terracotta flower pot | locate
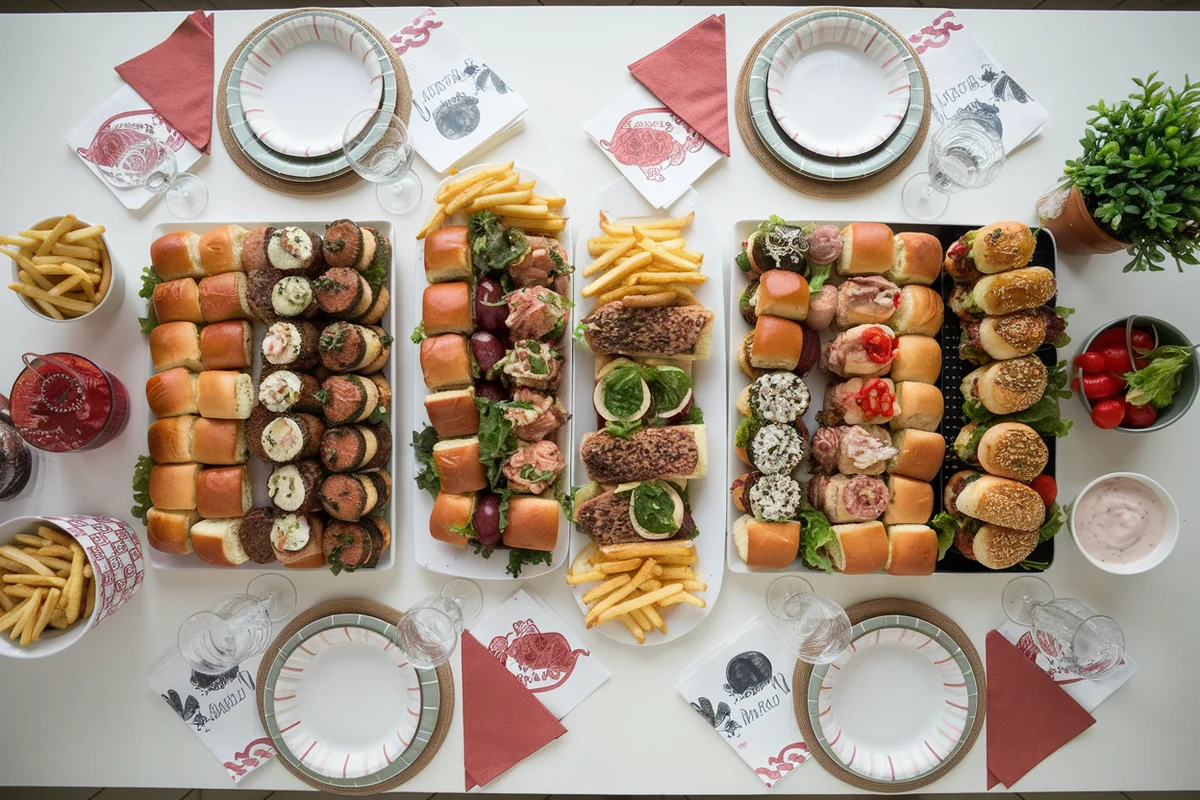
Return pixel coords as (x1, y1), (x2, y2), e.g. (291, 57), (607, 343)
(1038, 183), (1130, 255)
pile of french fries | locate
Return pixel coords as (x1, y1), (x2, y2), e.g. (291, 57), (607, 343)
(0, 526), (95, 646)
(1, 214), (111, 320)
(581, 211), (706, 309)
(417, 161), (567, 239)
(567, 540), (706, 644)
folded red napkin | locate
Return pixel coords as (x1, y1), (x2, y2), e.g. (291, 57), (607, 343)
(463, 631), (566, 790)
(115, 10), (215, 153)
(986, 630), (1095, 789)
(628, 13), (729, 156)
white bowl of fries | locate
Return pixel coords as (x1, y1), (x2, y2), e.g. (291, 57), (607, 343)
(0, 516), (111, 657)
(2, 215), (121, 322)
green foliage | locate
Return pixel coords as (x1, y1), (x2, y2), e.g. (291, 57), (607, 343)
(1064, 73), (1200, 272)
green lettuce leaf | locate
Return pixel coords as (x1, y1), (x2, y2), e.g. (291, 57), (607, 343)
(807, 262), (832, 293)
(507, 547), (552, 578)
(797, 499), (835, 573)
(137, 267), (161, 334)
(475, 397), (519, 487)
(930, 512), (960, 561)
(468, 210), (529, 275)
(411, 426), (441, 498)
(131, 454), (156, 525)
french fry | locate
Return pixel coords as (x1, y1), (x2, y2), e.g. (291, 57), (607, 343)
(7, 283), (94, 313)
(618, 612), (646, 644)
(84, 578), (95, 618)
(61, 224), (105, 243)
(435, 161), (514, 202)
(536, 196), (566, 210)
(679, 248), (704, 263)
(34, 215), (75, 257)
(596, 283), (669, 308)
(13, 534), (51, 548)
(490, 203), (549, 219)
(0, 592), (12, 612)
(512, 180), (537, 192)
(621, 291), (676, 308)
(582, 251), (652, 298)
(31, 254), (100, 272)
(639, 579), (663, 593)
(0, 545), (54, 575)
(28, 587), (59, 643)
(600, 222), (677, 240)
(0, 556), (29, 573)
(469, 189), (533, 210)
(50, 242), (99, 260)
(582, 240), (636, 278)
(32, 556), (71, 572)
(642, 602), (667, 634)
(445, 174), (518, 214)
(2, 574), (67, 588)
(585, 558), (657, 628)
(600, 541), (695, 559)
(64, 544), (84, 623)
(597, 584), (683, 624)
(0, 247), (39, 274)
(48, 609), (69, 630)
(663, 579), (708, 592)
(580, 574), (630, 605)
(607, 211), (693, 230)
(502, 216), (565, 233)
(415, 208), (447, 241)
(75, 237), (103, 251)
(4, 586), (36, 598)
(566, 569), (606, 585)
(630, 271), (707, 286)
(0, 235), (37, 248)
(658, 590), (707, 609)
(667, 285), (701, 306)
(48, 274), (84, 297)
(658, 567), (695, 581)
(569, 541), (598, 574)
(629, 605), (654, 632)
(0, 598), (29, 633)
(39, 527), (75, 547)
(597, 558), (643, 573)
(647, 245), (702, 272)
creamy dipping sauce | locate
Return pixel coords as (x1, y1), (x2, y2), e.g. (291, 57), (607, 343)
(1074, 476), (1166, 565)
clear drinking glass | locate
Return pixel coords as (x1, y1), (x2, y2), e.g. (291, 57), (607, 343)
(394, 606), (459, 669)
(902, 112), (1005, 221)
(177, 574), (297, 675)
(1000, 577), (1125, 680)
(766, 575), (852, 665)
(96, 139), (207, 218)
(343, 110), (423, 215)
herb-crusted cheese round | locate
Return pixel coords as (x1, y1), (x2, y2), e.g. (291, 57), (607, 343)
(749, 423), (805, 475)
(750, 372), (810, 424)
(749, 473), (803, 522)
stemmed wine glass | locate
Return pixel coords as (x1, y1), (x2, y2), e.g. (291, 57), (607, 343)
(343, 109), (423, 215)
(1002, 576), (1125, 680)
(96, 138), (208, 218)
(766, 576), (852, 665)
(395, 579), (483, 669)
(177, 574), (297, 675)
(902, 112), (1005, 221)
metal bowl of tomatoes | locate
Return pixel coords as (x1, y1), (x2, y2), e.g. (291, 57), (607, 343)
(1074, 315), (1199, 433)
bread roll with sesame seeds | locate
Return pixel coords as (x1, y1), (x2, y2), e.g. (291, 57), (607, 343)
(977, 422), (1049, 483)
(955, 476), (1046, 531)
(973, 524), (1040, 569)
(961, 355), (1048, 415)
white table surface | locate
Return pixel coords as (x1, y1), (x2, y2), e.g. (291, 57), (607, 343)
(0, 5), (1198, 794)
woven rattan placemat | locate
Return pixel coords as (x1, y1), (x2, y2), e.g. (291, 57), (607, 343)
(256, 598), (454, 795)
(217, 8), (412, 195)
(735, 8), (931, 199)
(791, 598), (986, 792)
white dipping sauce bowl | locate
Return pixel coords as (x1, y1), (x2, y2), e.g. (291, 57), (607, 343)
(1069, 472), (1179, 575)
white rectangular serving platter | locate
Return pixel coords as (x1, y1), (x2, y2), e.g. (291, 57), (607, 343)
(569, 181), (726, 645)
(410, 165), (572, 580)
(146, 220), (397, 571)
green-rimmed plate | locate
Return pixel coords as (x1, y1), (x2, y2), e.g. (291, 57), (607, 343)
(261, 613), (442, 789)
(805, 614), (979, 784)
(224, 9), (397, 181)
(749, 9), (924, 181)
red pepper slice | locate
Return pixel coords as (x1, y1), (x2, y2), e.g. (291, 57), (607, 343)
(856, 378), (896, 419)
(861, 327), (896, 364)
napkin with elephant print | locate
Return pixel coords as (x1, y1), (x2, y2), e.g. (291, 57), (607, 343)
(389, 7), (527, 173)
(147, 648), (276, 783)
(676, 618), (810, 788)
(585, 82), (722, 209)
(468, 588), (608, 720)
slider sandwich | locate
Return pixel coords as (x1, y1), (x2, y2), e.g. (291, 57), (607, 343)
(940, 470), (1044, 570)
(943, 221), (1036, 283)
(958, 308), (1071, 366)
(580, 301), (714, 360)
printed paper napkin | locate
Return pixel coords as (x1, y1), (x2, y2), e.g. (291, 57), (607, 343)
(66, 84), (204, 211)
(676, 618), (809, 788)
(389, 7), (528, 173)
(908, 10), (1049, 153)
(469, 588), (608, 720)
(147, 649), (275, 783)
(585, 82), (722, 210)
(996, 620), (1137, 713)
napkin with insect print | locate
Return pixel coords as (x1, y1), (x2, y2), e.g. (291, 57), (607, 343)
(676, 618), (810, 788)
(908, 9), (1049, 154)
(147, 648), (276, 783)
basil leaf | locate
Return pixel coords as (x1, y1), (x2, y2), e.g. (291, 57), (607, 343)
(601, 365), (646, 420)
(1039, 502), (1067, 544)
(631, 482), (677, 534)
(644, 365), (692, 417)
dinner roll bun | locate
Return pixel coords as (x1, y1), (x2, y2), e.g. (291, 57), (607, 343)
(977, 422), (1049, 482)
(424, 388), (480, 438)
(191, 518), (250, 567)
(150, 321), (203, 373)
(151, 231), (204, 280)
(148, 416), (196, 464)
(424, 225), (471, 283)
(963, 355), (1047, 415)
(972, 267), (1057, 316)
(885, 524), (938, 575)
(733, 514), (800, 568)
(888, 335), (942, 384)
(971, 221), (1036, 274)
(198, 272), (252, 322)
(153, 279), (203, 324)
(420, 334), (473, 391)
(754, 270), (810, 321)
(146, 368), (199, 418)
(827, 521), (889, 574)
(502, 496), (560, 552)
(196, 466), (251, 519)
(199, 224), (248, 275)
(887, 429), (946, 481)
(200, 320), (253, 370)
(889, 382), (944, 432)
(422, 281), (473, 336)
(750, 315), (803, 371)
(193, 418), (248, 465)
(888, 286), (944, 337)
(146, 508), (198, 555)
(837, 222), (894, 276)
(881, 475), (935, 525)
(737, 332), (765, 380)
(432, 437), (488, 494)
(886, 231), (942, 285)
(149, 463), (201, 511)
(197, 371), (256, 420)
(430, 492), (474, 547)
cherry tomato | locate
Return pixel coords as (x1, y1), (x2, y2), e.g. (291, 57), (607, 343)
(1090, 399), (1126, 429)
(1070, 377), (1080, 393)
(1029, 475), (1058, 506)
(1089, 326), (1129, 352)
(1122, 401), (1159, 429)
(1099, 345), (1134, 375)
(1130, 328), (1155, 351)
(1081, 372), (1123, 400)
(1073, 352), (1107, 373)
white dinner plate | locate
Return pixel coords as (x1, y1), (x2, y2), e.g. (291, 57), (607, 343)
(410, 164), (572, 580)
(241, 13), (384, 158)
(261, 613), (441, 789)
(766, 13), (911, 159)
(569, 179), (726, 645)
(805, 615), (979, 783)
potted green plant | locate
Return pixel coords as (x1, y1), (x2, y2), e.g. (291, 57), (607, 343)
(1037, 73), (1200, 271)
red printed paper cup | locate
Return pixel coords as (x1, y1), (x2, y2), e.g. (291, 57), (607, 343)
(0, 514), (144, 659)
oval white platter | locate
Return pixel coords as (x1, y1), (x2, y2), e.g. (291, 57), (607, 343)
(569, 180), (726, 645)
(410, 164), (572, 580)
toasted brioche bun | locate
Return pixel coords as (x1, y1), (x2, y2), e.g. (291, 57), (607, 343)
(971, 221), (1035, 274)
(977, 422), (1049, 482)
(430, 492), (474, 547)
(888, 285), (943, 337)
(827, 521), (888, 574)
(502, 496), (560, 552)
(837, 222), (894, 276)
(422, 281), (473, 336)
(432, 437), (488, 494)
(885, 524), (938, 575)
(424, 226), (471, 283)
(420, 333), (473, 391)
(733, 514), (800, 568)
(886, 232), (942, 286)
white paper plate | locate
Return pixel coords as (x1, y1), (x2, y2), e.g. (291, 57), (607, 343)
(766, 13), (911, 159)
(805, 614), (979, 783)
(241, 14), (384, 158)
(145, 220), (397, 572)
(261, 612), (442, 789)
(410, 164), (572, 580)
(568, 180), (726, 645)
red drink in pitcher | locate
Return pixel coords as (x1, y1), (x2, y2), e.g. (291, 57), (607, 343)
(8, 353), (130, 452)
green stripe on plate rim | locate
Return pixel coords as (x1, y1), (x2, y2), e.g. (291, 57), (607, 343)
(225, 9), (397, 181)
(749, 9), (924, 181)
(804, 614), (978, 784)
(262, 612), (442, 789)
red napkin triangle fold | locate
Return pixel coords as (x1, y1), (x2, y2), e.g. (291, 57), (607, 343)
(462, 631), (566, 790)
(986, 631), (1095, 789)
(115, 10), (215, 154)
(628, 13), (730, 156)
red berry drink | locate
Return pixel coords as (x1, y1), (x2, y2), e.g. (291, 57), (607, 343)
(9, 352), (129, 452)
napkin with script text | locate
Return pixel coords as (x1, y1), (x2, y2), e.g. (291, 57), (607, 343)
(389, 7), (528, 173)
(469, 588), (608, 720)
(676, 618), (810, 788)
(147, 649), (276, 783)
(908, 10), (1049, 153)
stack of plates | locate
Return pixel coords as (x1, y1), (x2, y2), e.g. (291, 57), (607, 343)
(747, 9), (926, 182)
(260, 611), (444, 792)
(223, 9), (401, 186)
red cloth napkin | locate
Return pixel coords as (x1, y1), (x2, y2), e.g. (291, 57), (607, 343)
(629, 13), (729, 156)
(115, 10), (215, 154)
(462, 631), (566, 790)
(986, 631), (1095, 789)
